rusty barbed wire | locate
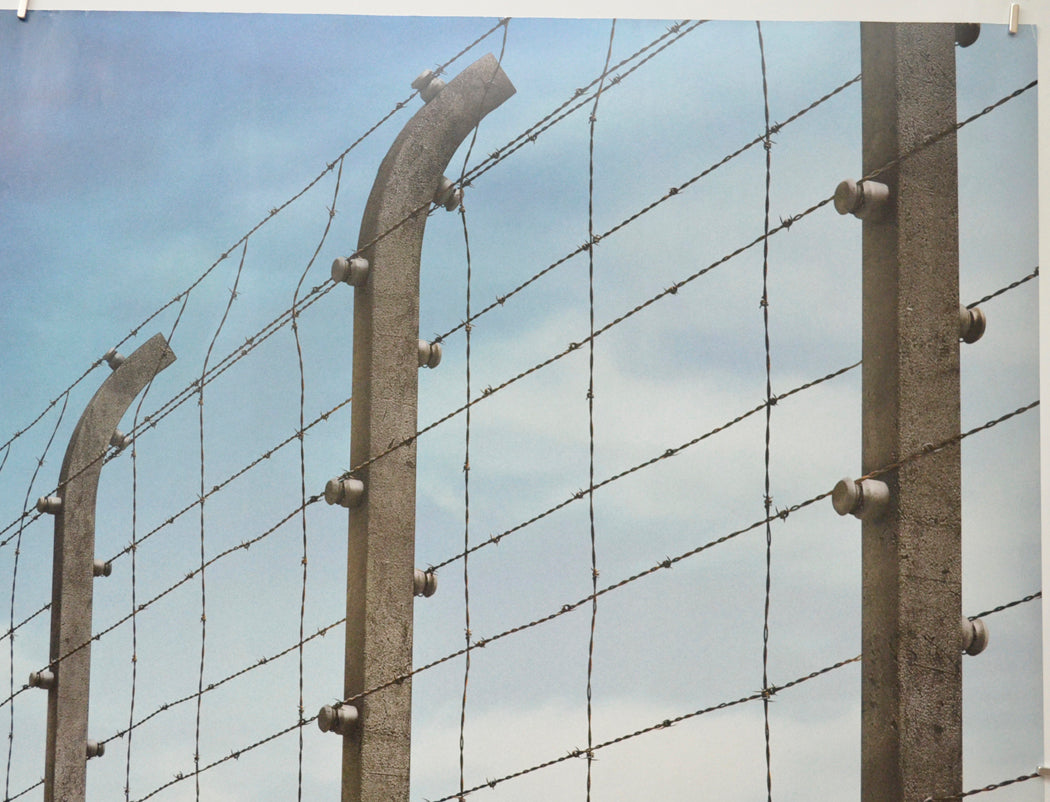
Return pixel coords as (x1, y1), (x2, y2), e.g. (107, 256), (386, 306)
(438, 70), (861, 345)
(103, 617), (344, 747)
(426, 653), (862, 801)
(966, 265), (1038, 309)
(921, 771), (1040, 801)
(2, 777), (42, 802)
(755, 20), (776, 802)
(5, 389), (68, 801)
(338, 77), (1036, 489)
(0, 494), (325, 715)
(428, 360), (860, 573)
(0, 18), (510, 461)
(584, 21), (617, 801)
(969, 591), (1041, 621)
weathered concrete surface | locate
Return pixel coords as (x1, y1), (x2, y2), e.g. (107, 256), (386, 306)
(45, 334), (175, 802)
(860, 22), (962, 802)
(343, 54), (514, 802)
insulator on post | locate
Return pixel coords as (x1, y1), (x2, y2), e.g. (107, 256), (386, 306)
(417, 340), (442, 369)
(834, 179), (890, 220)
(961, 616), (989, 655)
(36, 496), (62, 515)
(28, 669), (55, 690)
(93, 559), (112, 578)
(414, 568), (438, 598)
(110, 429), (132, 451)
(411, 69), (446, 103)
(317, 703), (359, 736)
(331, 256), (370, 287)
(103, 348), (126, 370)
(324, 477), (365, 508)
(832, 477), (890, 521)
(86, 740), (105, 759)
(959, 305), (986, 344)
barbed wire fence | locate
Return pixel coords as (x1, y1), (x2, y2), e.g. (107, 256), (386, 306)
(0, 16), (1040, 802)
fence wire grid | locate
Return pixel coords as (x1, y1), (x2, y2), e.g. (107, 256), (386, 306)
(0, 14), (1040, 802)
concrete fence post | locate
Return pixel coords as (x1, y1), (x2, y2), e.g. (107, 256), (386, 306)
(857, 23), (963, 802)
(34, 333), (175, 802)
(327, 54), (514, 802)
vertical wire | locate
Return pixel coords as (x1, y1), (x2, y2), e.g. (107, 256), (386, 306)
(586, 19), (617, 802)
(5, 392), (68, 800)
(195, 239), (248, 800)
(755, 21), (775, 802)
(291, 155), (345, 801)
(455, 21), (510, 798)
(457, 200), (473, 802)
(125, 292), (191, 800)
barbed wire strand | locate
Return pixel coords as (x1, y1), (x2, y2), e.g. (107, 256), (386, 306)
(125, 289), (192, 801)
(110, 398), (1035, 797)
(453, 24), (512, 800)
(291, 149), (345, 802)
(426, 654), (863, 801)
(429, 359), (860, 574)
(969, 591), (1041, 621)
(4, 390), (68, 800)
(755, 20), (776, 802)
(966, 265), (1038, 309)
(585, 19), (616, 801)
(2, 777), (42, 802)
(0, 17), (510, 461)
(194, 237), (247, 801)
(922, 771), (1041, 801)
(440, 70), (861, 345)
(343, 76), (1035, 490)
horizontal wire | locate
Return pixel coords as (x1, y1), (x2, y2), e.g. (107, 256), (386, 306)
(429, 359), (861, 572)
(439, 71), (861, 344)
(0, 496), (325, 713)
(426, 653), (862, 801)
(2, 777), (42, 802)
(460, 20), (705, 190)
(969, 591), (1041, 621)
(46, 398), (1036, 794)
(129, 717), (311, 802)
(966, 265), (1038, 309)
(0, 395), (352, 649)
(340, 76), (1038, 486)
(0, 19), (509, 460)
(103, 617), (345, 747)
(921, 772), (1041, 802)
(105, 395), (352, 566)
(335, 397), (1036, 710)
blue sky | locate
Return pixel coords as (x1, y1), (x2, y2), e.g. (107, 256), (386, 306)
(0, 12), (1040, 802)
